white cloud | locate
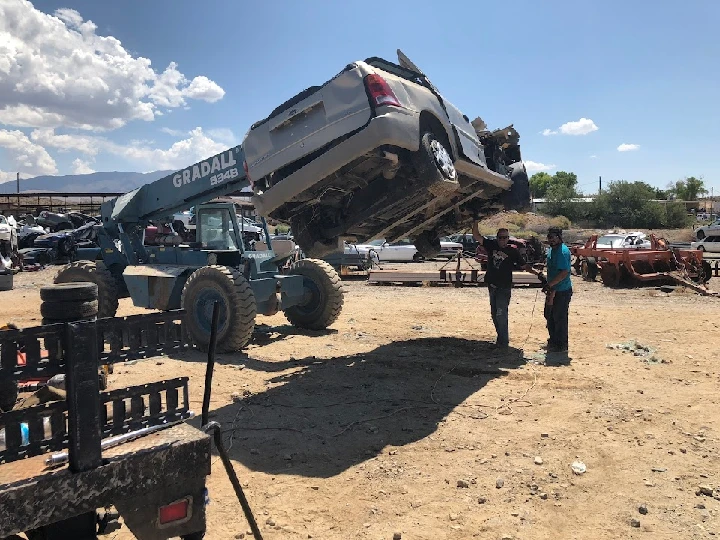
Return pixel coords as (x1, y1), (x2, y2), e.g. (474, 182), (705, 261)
(524, 160), (556, 174)
(0, 129), (58, 179)
(590, 154), (597, 159)
(206, 128), (237, 145)
(541, 129), (558, 136)
(559, 118), (598, 136)
(0, 2), (225, 131)
(160, 127), (188, 137)
(31, 128), (99, 155)
(617, 143), (640, 152)
(184, 76), (224, 103)
(112, 127), (227, 170)
(71, 158), (95, 174)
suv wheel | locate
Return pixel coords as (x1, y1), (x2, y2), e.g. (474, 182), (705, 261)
(413, 132), (459, 196)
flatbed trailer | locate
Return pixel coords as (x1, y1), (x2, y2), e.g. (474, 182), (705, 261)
(0, 312), (210, 540)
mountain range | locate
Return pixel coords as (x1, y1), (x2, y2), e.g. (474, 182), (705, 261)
(0, 170), (175, 194)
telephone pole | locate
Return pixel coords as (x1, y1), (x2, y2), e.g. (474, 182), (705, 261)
(598, 176), (602, 195)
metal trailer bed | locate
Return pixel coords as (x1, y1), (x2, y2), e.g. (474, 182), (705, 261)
(0, 312), (210, 540)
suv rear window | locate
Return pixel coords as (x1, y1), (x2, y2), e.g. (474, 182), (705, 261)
(365, 57), (422, 83)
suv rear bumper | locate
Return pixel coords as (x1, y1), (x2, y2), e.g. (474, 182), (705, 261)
(252, 108), (421, 217)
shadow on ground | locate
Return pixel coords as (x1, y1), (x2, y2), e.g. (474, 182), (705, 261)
(193, 337), (525, 478)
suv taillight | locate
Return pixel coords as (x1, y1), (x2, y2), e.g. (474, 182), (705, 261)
(364, 74), (401, 107)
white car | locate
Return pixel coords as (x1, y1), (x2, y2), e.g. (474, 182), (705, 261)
(691, 235), (720, 253)
(695, 220), (720, 240)
(595, 232), (651, 249)
(351, 238), (462, 262)
(0, 215), (18, 250)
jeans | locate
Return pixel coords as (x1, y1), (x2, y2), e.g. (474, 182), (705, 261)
(544, 290), (572, 349)
(489, 286), (511, 346)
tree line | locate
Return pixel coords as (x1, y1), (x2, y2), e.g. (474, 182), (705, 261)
(529, 172), (708, 229)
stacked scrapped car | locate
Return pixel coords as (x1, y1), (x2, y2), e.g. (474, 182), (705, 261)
(242, 50), (530, 259)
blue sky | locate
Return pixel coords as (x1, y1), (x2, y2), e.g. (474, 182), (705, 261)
(1, 0), (718, 195)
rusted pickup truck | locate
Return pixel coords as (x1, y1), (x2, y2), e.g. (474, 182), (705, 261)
(243, 49), (529, 258)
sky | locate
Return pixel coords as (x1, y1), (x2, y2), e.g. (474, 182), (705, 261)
(0, 0), (719, 195)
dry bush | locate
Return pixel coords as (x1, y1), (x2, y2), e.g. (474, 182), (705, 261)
(550, 216), (572, 230)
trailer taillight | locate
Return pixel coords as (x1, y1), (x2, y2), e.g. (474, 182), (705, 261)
(158, 497), (190, 525)
(364, 74), (400, 107)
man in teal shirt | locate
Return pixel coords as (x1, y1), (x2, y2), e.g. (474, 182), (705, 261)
(543, 227), (572, 352)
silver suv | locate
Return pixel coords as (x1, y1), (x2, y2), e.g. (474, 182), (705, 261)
(243, 50), (529, 258)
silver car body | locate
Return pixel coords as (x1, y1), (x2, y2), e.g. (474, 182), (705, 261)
(242, 50), (527, 257)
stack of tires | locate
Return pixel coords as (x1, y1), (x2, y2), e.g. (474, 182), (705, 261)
(40, 282), (99, 324)
(39, 282), (107, 389)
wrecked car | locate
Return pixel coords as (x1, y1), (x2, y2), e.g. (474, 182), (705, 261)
(0, 215), (18, 252)
(242, 49), (529, 258)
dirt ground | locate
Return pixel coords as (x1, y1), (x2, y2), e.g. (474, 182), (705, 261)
(3, 263), (720, 540)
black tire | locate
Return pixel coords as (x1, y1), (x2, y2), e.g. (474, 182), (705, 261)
(181, 532), (205, 540)
(54, 261), (119, 318)
(40, 282), (98, 302)
(698, 245), (705, 251)
(413, 231), (441, 259)
(501, 162), (531, 211)
(581, 259), (598, 281)
(41, 300), (99, 320)
(284, 259), (344, 330)
(181, 265), (257, 352)
(696, 230), (706, 240)
(701, 261), (712, 283)
(600, 264), (620, 287)
(412, 131), (459, 196)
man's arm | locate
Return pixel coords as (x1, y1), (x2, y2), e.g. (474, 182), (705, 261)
(471, 221), (485, 245)
(545, 269), (569, 290)
(545, 247), (570, 289)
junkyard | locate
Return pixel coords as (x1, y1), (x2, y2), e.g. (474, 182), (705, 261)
(1, 262), (719, 539)
(1, 4), (720, 539)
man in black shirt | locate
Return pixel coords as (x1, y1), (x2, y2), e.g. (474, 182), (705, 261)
(472, 223), (523, 349)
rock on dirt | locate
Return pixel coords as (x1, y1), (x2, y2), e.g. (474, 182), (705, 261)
(697, 485), (714, 497)
(496, 478), (505, 489)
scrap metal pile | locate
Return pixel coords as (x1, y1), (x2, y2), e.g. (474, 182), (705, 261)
(0, 211), (100, 271)
(570, 233), (717, 296)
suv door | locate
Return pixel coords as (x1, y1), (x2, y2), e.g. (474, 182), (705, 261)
(396, 50), (485, 167)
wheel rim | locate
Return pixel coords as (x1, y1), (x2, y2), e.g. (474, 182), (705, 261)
(192, 287), (228, 336)
(296, 277), (323, 316)
(429, 140), (457, 181)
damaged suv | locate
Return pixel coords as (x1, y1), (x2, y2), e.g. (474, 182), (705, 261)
(242, 50), (529, 258)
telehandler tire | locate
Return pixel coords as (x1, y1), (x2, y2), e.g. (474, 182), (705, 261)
(181, 265), (257, 352)
(54, 261), (119, 318)
(284, 259), (344, 330)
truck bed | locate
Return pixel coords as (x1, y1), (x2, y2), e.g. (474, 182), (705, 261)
(0, 422), (210, 538)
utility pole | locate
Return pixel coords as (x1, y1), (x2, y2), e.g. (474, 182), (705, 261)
(16, 172), (20, 216)
(598, 176), (602, 195)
